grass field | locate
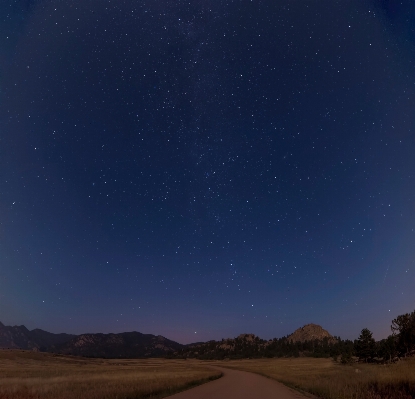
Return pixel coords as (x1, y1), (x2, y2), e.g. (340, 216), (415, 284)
(3, 350), (415, 399)
(217, 357), (415, 399)
(0, 350), (221, 399)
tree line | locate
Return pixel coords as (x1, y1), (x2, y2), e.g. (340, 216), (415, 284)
(173, 309), (415, 363)
(353, 309), (415, 363)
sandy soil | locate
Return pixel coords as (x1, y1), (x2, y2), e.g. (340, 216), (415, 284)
(168, 366), (310, 399)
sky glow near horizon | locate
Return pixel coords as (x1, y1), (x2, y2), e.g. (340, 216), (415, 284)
(0, 0), (415, 344)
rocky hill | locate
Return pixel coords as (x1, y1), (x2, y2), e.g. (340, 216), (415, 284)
(178, 325), (339, 359)
(178, 333), (269, 359)
(287, 323), (338, 344)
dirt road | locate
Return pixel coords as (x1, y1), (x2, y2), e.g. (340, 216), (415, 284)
(168, 367), (309, 399)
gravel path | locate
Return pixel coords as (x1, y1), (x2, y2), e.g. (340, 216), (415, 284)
(168, 366), (310, 399)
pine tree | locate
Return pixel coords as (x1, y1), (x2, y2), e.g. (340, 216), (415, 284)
(391, 310), (415, 357)
(355, 328), (376, 362)
(378, 335), (397, 363)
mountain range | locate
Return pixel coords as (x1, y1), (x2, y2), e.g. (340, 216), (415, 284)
(0, 321), (337, 358)
(0, 321), (75, 351)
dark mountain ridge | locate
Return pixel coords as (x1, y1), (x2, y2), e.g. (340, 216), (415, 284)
(0, 322), (75, 351)
(0, 321), (341, 359)
(0, 322), (183, 358)
(53, 331), (183, 358)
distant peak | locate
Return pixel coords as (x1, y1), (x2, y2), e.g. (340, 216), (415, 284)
(287, 323), (337, 343)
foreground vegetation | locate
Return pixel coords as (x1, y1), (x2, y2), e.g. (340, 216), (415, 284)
(0, 350), (221, 399)
(2, 308), (414, 398)
(2, 350), (414, 399)
(219, 357), (415, 399)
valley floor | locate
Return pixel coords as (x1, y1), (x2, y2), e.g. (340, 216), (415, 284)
(214, 357), (415, 399)
(0, 350), (221, 399)
(2, 350), (415, 399)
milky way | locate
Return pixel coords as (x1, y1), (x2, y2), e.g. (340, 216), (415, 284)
(0, 0), (414, 343)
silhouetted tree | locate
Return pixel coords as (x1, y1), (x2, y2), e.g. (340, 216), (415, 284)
(355, 328), (376, 362)
(378, 335), (398, 363)
(391, 311), (415, 357)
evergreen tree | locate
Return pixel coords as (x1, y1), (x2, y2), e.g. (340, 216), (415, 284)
(391, 310), (415, 357)
(378, 335), (397, 363)
(355, 328), (376, 362)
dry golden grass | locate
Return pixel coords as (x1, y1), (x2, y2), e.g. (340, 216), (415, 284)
(0, 350), (221, 399)
(215, 357), (415, 399)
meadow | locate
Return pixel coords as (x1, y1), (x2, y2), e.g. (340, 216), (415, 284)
(0, 350), (221, 399)
(2, 350), (415, 399)
(217, 357), (415, 399)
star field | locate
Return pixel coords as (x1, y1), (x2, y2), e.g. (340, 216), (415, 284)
(0, 0), (415, 344)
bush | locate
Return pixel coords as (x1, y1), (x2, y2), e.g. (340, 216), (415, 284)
(340, 351), (353, 364)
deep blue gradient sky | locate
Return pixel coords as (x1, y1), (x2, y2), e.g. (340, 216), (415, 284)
(1, 0), (414, 344)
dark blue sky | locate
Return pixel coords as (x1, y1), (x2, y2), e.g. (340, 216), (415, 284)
(1, 0), (414, 344)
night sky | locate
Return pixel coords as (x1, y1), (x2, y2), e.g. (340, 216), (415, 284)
(1, 0), (415, 344)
